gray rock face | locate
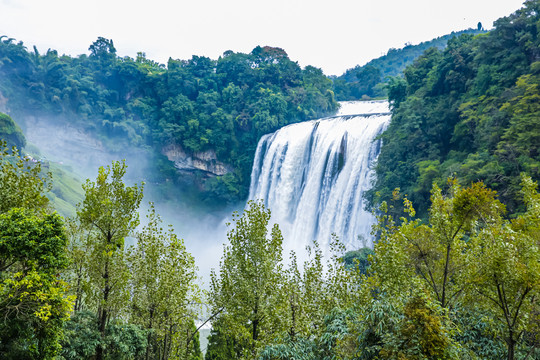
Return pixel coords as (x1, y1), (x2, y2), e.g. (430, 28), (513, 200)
(162, 144), (232, 176)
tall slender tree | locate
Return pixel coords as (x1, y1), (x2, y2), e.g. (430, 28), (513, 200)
(209, 200), (285, 359)
(128, 204), (200, 360)
(76, 160), (143, 360)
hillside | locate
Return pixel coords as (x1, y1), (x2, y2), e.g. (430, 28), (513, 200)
(333, 28), (486, 100)
(0, 40), (338, 208)
(367, 0), (540, 218)
(0, 112), (25, 148)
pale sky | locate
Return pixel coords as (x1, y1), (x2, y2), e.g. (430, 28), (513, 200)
(0, 0), (526, 76)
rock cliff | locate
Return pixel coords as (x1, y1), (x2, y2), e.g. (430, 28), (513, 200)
(162, 145), (233, 177)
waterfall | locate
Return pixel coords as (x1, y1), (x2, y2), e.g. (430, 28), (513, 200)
(248, 100), (390, 256)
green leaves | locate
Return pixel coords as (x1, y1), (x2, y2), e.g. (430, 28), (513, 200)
(77, 160), (143, 249)
(0, 209), (73, 359)
(127, 203), (200, 359)
(0, 141), (51, 214)
(1, 35), (339, 205)
(0, 113), (25, 149)
(369, 178), (540, 359)
(209, 200), (285, 357)
(65, 162), (203, 360)
(74, 160), (143, 358)
(466, 175), (540, 357)
(0, 208), (68, 271)
(0, 142), (73, 359)
(369, 1), (540, 218)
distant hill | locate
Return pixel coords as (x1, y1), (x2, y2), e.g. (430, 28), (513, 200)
(366, 3), (540, 219)
(333, 28), (486, 100)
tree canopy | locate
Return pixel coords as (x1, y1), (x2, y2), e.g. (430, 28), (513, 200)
(368, 0), (540, 218)
(0, 143), (72, 359)
(333, 28), (486, 100)
(0, 38), (338, 206)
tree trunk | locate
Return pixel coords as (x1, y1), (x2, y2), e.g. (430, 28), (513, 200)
(74, 276), (82, 312)
(96, 260), (110, 360)
(185, 325), (191, 360)
(145, 309), (154, 360)
(507, 333), (515, 360)
(441, 244), (451, 308)
(161, 331), (168, 360)
(290, 301), (297, 342)
(252, 299), (259, 343)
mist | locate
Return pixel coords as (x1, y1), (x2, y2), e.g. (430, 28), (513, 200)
(13, 111), (239, 286)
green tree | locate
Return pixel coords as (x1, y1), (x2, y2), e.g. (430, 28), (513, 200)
(259, 307), (356, 360)
(253, 236), (360, 358)
(204, 317), (243, 360)
(368, 178), (540, 359)
(0, 209), (73, 359)
(0, 141), (71, 359)
(371, 180), (505, 309)
(63, 219), (90, 313)
(187, 320), (203, 360)
(88, 37), (117, 68)
(379, 295), (460, 360)
(209, 200), (285, 359)
(61, 310), (148, 360)
(128, 204), (200, 360)
(0, 141), (51, 214)
(342, 248), (374, 275)
(469, 175), (540, 360)
(76, 160), (143, 360)
(499, 73), (540, 163)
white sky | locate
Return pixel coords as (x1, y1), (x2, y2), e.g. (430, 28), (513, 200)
(0, 0), (526, 76)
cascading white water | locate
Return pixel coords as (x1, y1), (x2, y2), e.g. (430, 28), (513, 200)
(249, 100), (390, 256)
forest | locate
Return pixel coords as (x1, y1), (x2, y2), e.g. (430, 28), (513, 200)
(1, 140), (539, 360)
(333, 28), (485, 100)
(367, 0), (540, 220)
(0, 24), (491, 209)
(0, 38), (338, 206)
(1, 0), (540, 359)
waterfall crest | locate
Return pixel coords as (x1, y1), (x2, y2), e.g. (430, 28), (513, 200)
(249, 100), (390, 255)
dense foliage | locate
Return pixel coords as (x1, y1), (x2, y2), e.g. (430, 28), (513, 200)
(208, 202), (359, 359)
(0, 142), (73, 359)
(62, 161), (201, 360)
(0, 112), (25, 148)
(333, 28), (485, 100)
(1, 3), (539, 359)
(204, 177), (540, 360)
(368, 0), (540, 218)
(1, 142), (539, 360)
(0, 38), (338, 205)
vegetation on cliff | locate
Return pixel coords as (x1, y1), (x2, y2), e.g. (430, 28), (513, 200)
(368, 0), (540, 219)
(333, 28), (486, 100)
(0, 39), (338, 205)
(0, 112), (25, 149)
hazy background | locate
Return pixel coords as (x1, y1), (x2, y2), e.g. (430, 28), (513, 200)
(19, 114), (232, 285)
(0, 0), (525, 75)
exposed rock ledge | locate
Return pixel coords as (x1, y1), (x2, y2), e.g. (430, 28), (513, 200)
(162, 145), (233, 176)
